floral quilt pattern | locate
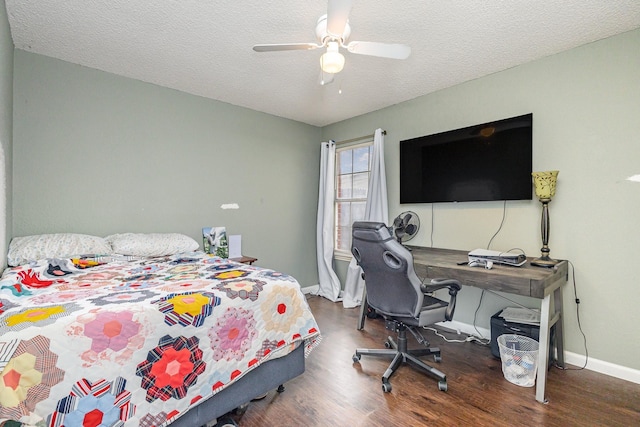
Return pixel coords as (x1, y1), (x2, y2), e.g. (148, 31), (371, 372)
(0, 252), (320, 427)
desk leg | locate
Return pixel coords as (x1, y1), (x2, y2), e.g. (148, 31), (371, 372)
(536, 293), (552, 403)
(554, 286), (565, 368)
(357, 287), (368, 330)
(536, 284), (564, 403)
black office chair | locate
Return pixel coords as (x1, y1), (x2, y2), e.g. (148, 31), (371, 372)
(350, 221), (461, 392)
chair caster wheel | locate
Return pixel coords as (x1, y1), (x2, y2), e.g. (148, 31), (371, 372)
(382, 381), (392, 393)
(384, 341), (392, 349)
(438, 380), (448, 392)
(352, 353), (361, 363)
(434, 354), (442, 363)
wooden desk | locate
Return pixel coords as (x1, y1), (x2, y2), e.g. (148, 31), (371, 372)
(358, 246), (568, 403)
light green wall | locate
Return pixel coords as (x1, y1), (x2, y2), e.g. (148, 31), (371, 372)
(324, 29), (640, 370)
(12, 50), (321, 286)
(0, 0), (13, 269)
(10, 27), (640, 371)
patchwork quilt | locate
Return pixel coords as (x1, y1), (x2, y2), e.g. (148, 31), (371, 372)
(0, 252), (321, 426)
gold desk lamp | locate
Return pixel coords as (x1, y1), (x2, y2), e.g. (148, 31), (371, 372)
(531, 171), (559, 267)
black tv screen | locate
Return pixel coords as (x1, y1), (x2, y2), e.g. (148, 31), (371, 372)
(400, 114), (533, 204)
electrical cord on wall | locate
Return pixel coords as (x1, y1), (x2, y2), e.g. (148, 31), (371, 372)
(430, 203), (435, 248)
(553, 260), (589, 371)
(487, 200), (507, 250)
(470, 289), (491, 345)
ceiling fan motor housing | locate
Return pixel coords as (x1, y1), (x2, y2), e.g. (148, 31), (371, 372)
(316, 14), (351, 45)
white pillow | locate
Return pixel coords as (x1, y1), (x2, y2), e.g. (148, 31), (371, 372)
(105, 233), (199, 257)
(7, 233), (113, 266)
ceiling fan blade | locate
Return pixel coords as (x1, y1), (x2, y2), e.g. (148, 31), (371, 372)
(326, 0), (352, 37)
(253, 43), (321, 52)
(346, 41), (411, 59)
(318, 71), (334, 86)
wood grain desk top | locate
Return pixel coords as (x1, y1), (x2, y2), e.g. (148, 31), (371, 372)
(407, 246), (568, 299)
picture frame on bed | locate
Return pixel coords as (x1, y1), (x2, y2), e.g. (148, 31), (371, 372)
(203, 226), (229, 258)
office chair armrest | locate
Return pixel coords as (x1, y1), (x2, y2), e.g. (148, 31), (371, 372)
(422, 279), (461, 321)
(421, 278), (461, 294)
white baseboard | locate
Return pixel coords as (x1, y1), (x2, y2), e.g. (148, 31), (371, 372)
(302, 285), (319, 295)
(563, 351), (640, 384)
(437, 320), (640, 385)
(302, 285), (345, 303)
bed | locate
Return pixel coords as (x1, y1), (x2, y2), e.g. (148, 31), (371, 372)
(0, 233), (321, 426)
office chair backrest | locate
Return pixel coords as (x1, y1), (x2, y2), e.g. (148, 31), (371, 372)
(351, 221), (424, 319)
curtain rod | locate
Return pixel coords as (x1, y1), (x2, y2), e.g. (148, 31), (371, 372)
(334, 130), (386, 146)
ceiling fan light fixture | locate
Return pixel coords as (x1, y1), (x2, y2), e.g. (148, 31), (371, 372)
(320, 41), (345, 74)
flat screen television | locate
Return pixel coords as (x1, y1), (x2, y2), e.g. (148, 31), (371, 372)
(400, 114), (533, 204)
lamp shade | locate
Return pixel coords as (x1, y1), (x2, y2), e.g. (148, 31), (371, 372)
(532, 171), (559, 200)
(320, 41), (345, 74)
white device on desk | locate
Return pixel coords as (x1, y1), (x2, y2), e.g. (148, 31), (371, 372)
(468, 259), (493, 269)
(468, 249), (527, 267)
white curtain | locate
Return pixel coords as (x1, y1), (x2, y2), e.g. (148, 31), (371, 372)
(342, 128), (389, 308)
(316, 141), (342, 301)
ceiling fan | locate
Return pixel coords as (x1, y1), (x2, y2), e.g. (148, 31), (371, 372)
(252, 0), (411, 85)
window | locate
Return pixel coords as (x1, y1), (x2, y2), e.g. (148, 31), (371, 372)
(335, 142), (373, 258)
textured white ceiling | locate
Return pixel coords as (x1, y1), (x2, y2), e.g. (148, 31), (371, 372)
(5, 1), (640, 127)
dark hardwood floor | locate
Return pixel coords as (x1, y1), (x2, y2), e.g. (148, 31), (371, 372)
(230, 295), (640, 426)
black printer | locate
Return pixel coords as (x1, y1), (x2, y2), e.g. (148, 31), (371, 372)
(490, 309), (555, 362)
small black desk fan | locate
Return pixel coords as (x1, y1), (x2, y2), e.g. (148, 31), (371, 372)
(391, 211), (420, 245)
